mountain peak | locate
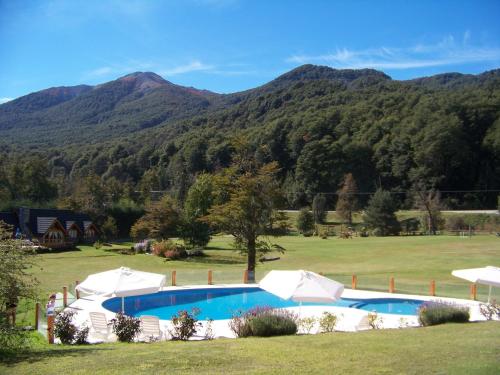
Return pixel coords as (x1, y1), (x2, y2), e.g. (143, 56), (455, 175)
(275, 64), (391, 83)
(117, 71), (170, 91)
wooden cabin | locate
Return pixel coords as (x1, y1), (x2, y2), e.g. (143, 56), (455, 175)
(15, 208), (99, 249)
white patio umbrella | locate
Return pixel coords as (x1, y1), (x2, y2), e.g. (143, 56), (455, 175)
(259, 270), (344, 306)
(452, 266), (500, 303)
(76, 267), (167, 312)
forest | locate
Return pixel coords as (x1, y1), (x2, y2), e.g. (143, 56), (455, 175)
(0, 64), (499, 222)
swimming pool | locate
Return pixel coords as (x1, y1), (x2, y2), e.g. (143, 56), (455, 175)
(102, 287), (424, 320)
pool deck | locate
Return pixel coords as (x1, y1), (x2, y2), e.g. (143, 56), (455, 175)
(66, 284), (491, 343)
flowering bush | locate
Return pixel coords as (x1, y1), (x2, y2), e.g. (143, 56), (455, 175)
(133, 239), (154, 254)
(54, 310), (77, 344)
(479, 301), (500, 321)
(169, 308), (201, 340)
(418, 301), (470, 326)
(54, 310), (89, 345)
(111, 312), (141, 342)
(229, 306), (298, 337)
(152, 240), (187, 260)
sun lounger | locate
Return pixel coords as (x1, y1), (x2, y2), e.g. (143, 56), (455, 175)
(355, 314), (372, 331)
(139, 315), (163, 341)
(89, 312), (112, 341)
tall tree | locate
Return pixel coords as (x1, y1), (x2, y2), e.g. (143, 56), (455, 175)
(363, 189), (400, 236)
(180, 173), (213, 248)
(312, 193), (327, 224)
(130, 195), (181, 240)
(296, 207), (315, 235)
(336, 173), (358, 225)
(203, 151), (283, 282)
(413, 183), (444, 235)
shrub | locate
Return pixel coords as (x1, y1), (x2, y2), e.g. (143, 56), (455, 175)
(479, 301), (500, 321)
(418, 301), (470, 326)
(54, 310), (89, 345)
(169, 309), (201, 340)
(111, 312), (141, 342)
(133, 239), (154, 254)
(93, 241), (102, 249)
(152, 240), (187, 260)
(229, 306), (297, 337)
(74, 325), (89, 345)
(297, 316), (316, 334)
(54, 310), (78, 344)
(204, 319), (215, 340)
(319, 312), (338, 333)
(367, 311), (383, 329)
(297, 207), (314, 235)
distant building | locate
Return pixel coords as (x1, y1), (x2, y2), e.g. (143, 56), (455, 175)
(0, 208), (99, 249)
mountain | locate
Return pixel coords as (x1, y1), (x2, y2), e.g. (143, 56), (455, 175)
(0, 65), (499, 208)
(0, 71), (221, 147)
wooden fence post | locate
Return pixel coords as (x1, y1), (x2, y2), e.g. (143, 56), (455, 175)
(430, 280), (436, 296)
(75, 281), (80, 299)
(208, 270), (213, 285)
(352, 275), (357, 290)
(63, 286), (68, 307)
(35, 302), (40, 330)
(47, 315), (54, 344)
(470, 284), (477, 300)
(389, 277), (395, 293)
(243, 270), (249, 284)
(171, 270), (177, 286)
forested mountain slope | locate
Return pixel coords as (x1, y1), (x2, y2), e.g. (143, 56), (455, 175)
(1, 65), (499, 208)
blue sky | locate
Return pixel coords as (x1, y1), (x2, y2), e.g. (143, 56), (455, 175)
(1, 0), (499, 102)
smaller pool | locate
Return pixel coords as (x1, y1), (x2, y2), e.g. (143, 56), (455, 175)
(102, 287), (425, 320)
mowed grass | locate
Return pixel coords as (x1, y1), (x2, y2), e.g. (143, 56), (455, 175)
(2, 322), (499, 374)
(30, 234), (500, 302)
(6, 234), (500, 374)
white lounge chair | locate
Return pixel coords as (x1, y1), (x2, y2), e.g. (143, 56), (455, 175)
(139, 315), (163, 341)
(89, 312), (113, 341)
(355, 314), (372, 331)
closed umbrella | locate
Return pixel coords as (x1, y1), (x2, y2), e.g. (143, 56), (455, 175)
(259, 270), (344, 308)
(76, 267), (167, 312)
(452, 266), (500, 303)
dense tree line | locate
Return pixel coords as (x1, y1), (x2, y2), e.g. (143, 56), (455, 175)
(1, 65), (499, 213)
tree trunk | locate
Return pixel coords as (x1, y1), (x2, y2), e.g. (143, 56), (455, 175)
(247, 236), (256, 283)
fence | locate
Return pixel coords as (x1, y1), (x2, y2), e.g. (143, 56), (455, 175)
(35, 270), (497, 343)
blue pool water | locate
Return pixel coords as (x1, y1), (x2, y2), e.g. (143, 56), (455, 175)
(102, 287), (424, 320)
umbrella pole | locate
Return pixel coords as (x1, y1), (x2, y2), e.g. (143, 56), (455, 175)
(121, 297), (124, 313)
(488, 285), (492, 303)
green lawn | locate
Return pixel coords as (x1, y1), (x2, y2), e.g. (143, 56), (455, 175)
(6, 234), (500, 374)
(29, 234), (500, 302)
(2, 322), (499, 374)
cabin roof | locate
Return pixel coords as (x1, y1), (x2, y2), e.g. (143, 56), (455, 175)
(22, 208), (93, 235)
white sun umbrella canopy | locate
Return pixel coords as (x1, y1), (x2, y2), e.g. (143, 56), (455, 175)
(259, 270), (344, 303)
(452, 266), (500, 302)
(76, 267), (167, 311)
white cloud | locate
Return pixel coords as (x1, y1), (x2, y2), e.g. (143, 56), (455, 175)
(0, 97), (14, 104)
(160, 61), (215, 76)
(87, 67), (113, 77)
(286, 34), (500, 70)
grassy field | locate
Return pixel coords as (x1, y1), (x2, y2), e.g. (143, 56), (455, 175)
(5, 234), (500, 374)
(1, 322), (499, 374)
(27, 234), (500, 303)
